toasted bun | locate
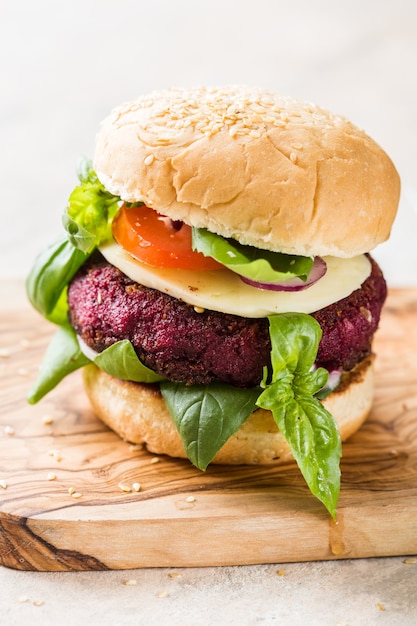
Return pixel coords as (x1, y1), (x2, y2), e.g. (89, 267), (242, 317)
(83, 356), (374, 465)
(94, 86), (399, 258)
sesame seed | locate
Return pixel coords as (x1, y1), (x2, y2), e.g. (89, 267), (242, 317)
(290, 152), (298, 164)
(68, 487), (75, 495)
(168, 572), (182, 579)
(193, 306), (205, 313)
(185, 495), (196, 503)
(132, 482), (141, 492)
(118, 482), (132, 493)
(129, 443), (143, 452)
(71, 492), (83, 499)
(0, 479), (8, 489)
(17, 368), (29, 377)
(0, 349), (10, 358)
(150, 457), (160, 464)
(144, 154), (155, 165)
(47, 472), (57, 481)
(33, 599), (44, 607)
(4, 425), (15, 436)
(123, 579), (137, 586)
(117, 86), (343, 147)
(42, 415), (54, 426)
(157, 590), (168, 598)
(403, 557), (417, 564)
(17, 596), (30, 603)
(48, 449), (62, 462)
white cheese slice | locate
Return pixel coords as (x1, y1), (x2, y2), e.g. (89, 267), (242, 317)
(99, 241), (372, 318)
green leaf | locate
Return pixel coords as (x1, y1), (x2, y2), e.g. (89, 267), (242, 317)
(26, 235), (89, 325)
(257, 314), (341, 517)
(94, 340), (164, 383)
(63, 157), (120, 254)
(27, 324), (90, 404)
(192, 228), (313, 283)
(160, 381), (260, 470)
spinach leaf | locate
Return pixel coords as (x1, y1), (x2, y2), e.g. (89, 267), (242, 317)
(27, 323), (90, 404)
(94, 340), (164, 383)
(257, 314), (341, 517)
(160, 381), (260, 470)
(192, 227), (313, 283)
(26, 235), (89, 324)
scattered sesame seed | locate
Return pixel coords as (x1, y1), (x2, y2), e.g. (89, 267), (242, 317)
(150, 457), (160, 464)
(377, 603), (385, 612)
(289, 152), (297, 164)
(132, 482), (141, 492)
(157, 590), (168, 598)
(118, 482), (132, 493)
(0, 479), (8, 489)
(17, 596), (30, 603)
(68, 487), (75, 495)
(276, 569), (285, 576)
(0, 349), (10, 358)
(168, 572), (182, 579)
(4, 425), (15, 436)
(17, 367), (30, 377)
(185, 495), (196, 503)
(403, 557), (417, 564)
(48, 449), (62, 462)
(47, 472), (57, 481)
(129, 443), (143, 452)
(71, 492), (83, 499)
(123, 579), (137, 586)
(42, 414), (54, 426)
(33, 599), (44, 607)
(193, 306), (205, 313)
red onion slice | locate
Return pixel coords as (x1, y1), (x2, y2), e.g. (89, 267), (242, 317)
(240, 256), (327, 292)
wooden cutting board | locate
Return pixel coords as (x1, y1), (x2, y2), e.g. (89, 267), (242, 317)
(0, 282), (416, 571)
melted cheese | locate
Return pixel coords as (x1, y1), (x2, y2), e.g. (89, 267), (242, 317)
(99, 241), (371, 318)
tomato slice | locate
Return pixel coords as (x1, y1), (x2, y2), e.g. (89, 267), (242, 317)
(112, 204), (223, 270)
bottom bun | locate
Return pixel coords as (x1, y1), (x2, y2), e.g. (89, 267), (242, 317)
(83, 356), (374, 465)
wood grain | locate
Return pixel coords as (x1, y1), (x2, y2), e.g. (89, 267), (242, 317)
(1, 282), (417, 571)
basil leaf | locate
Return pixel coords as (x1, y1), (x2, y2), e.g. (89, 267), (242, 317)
(192, 228), (313, 283)
(28, 324), (90, 404)
(160, 381), (260, 470)
(63, 157), (120, 254)
(257, 314), (341, 518)
(26, 235), (89, 324)
(94, 340), (164, 383)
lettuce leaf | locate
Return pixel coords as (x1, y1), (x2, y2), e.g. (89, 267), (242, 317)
(192, 227), (313, 283)
(63, 157), (120, 254)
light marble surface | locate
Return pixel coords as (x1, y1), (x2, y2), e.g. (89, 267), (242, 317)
(1, 1), (417, 624)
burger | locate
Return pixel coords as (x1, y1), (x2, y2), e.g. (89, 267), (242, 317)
(26, 86), (400, 517)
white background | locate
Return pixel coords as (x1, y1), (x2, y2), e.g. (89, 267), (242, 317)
(1, 0), (417, 284)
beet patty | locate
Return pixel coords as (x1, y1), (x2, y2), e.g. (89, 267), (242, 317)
(68, 254), (386, 387)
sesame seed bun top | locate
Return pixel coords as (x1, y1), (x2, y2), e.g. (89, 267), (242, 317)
(94, 85), (400, 258)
